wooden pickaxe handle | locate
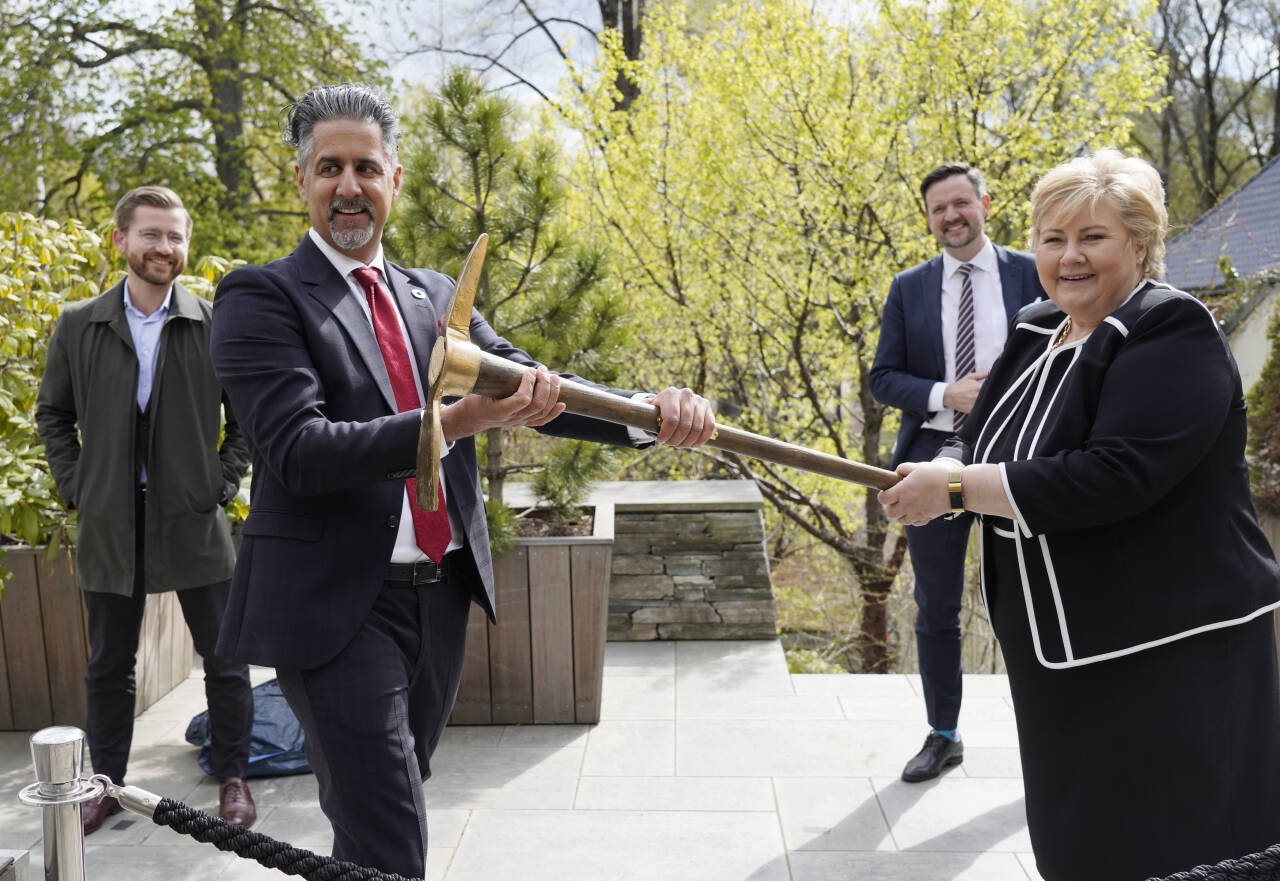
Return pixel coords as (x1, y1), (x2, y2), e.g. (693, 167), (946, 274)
(414, 235), (900, 511)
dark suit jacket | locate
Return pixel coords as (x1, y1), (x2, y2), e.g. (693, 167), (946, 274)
(869, 246), (1043, 466)
(941, 284), (1280, 666)
(209, 235), (633, 669)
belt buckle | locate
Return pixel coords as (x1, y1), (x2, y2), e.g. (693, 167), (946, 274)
(411, 559), (441, 585)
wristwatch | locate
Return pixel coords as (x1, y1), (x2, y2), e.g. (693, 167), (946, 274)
(947, 465), (965, 513)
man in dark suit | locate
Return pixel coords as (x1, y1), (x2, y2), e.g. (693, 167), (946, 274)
(209, 83), (714, 879)
(870, 164), (1042, 782)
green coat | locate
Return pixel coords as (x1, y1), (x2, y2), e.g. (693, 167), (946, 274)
(35, 280), (250, 596)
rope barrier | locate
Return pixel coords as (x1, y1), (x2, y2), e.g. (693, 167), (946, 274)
(1146, 844), (1280, 881)
(152, 799), (418, 881)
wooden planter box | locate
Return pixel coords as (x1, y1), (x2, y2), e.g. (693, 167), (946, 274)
(450, 503), (614, 726)
(0, 547), (193, 730)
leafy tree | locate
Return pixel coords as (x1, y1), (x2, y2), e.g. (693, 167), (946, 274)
(568, 0), (1163, 671)
(1134, 0), (1280, 223)
(388, 66), (631, 512)
(0, 0), (378, 262)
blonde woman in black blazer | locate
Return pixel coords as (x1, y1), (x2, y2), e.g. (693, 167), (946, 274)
(879, 149), (1280, 881)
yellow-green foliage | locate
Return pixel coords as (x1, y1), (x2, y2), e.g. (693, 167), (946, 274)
(0, 212), (239, 587)
(567, 0), (1163, 521)
(561, 0), (1164, 667)
(0, 214), (112, 560)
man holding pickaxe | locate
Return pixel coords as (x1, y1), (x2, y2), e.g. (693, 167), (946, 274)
(208, 82), (714, 879)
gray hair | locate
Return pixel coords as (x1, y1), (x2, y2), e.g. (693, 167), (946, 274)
(286, 83), (400, 168)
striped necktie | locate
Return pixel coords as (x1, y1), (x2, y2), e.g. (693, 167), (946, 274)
(954, 263), (976, 429)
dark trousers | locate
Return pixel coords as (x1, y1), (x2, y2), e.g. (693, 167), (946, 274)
(902, 428), (973, 732)
(276, 574), (472, 880)
(83, 508), (253, 784)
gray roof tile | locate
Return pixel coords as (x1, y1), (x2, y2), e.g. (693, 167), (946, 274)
(1164, 154), (1280, 292)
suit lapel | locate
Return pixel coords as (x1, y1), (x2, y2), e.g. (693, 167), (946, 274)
(922, 256), (945, 378)
(383, 262), (441, 392)
(295, 237), (398, 413)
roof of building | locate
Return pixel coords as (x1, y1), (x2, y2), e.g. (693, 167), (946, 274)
(1164, 154), (1280, 292)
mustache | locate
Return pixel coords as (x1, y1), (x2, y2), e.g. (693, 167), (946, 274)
(329, 198), (373, 219)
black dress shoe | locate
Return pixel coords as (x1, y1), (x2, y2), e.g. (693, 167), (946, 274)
(82, 795), (123, 835)
(901, 732), (964, 782)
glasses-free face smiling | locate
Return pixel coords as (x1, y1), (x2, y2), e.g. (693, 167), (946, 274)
(924, 173), (990, 261)
(1035, 198), (1146, 334)
(295, 117), (402, 264)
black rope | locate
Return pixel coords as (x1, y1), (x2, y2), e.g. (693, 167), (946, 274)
(1147, 844), (1280, 881)
(152, 798), (419, 881)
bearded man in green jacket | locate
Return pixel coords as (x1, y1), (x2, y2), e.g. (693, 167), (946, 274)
(35, 186), (257, 834)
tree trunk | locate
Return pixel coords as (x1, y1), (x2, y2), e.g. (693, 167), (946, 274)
(598, 0), (644, 111)
(1273, 32), (1280, 160)
(195, 0), (249, 215)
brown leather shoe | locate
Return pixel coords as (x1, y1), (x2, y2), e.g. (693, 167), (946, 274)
(218, 777), (256, 826)
(82, 795), (123, 835)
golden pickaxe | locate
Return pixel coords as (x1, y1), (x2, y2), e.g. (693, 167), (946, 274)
(415, 234), (899, 510)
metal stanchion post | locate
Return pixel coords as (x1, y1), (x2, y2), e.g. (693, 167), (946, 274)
(18, 727), (104, 881)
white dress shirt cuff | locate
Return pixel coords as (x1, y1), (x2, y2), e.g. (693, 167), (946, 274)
(928, 382), (947, 414)
(628, 392), (657, 444)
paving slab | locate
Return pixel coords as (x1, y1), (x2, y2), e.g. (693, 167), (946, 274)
(873, 777), (1031, 852)
(789, 851), (1036, 881)
(602, 640), (675, 676)
(677, 718), (924, 777)
(444, 809), (789, 881)
(598, 673), (675, 720)
(574, 775), (775, 811)
(582, 720), (674, 775)
(676, 640), (793, 698)
(0, 640), (1042, 881)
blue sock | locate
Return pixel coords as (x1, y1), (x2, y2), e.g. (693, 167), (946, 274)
(931, 728), (960, 742)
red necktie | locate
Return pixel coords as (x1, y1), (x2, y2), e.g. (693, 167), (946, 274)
(353, 266), (452, 562)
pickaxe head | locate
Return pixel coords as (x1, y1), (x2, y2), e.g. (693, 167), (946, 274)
(416, 234), (488, 511)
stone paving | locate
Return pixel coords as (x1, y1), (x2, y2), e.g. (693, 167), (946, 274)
(0, 640), (1041, 880)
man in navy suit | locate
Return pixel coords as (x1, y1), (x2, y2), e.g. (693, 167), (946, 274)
(870, 164), (1042, 782)
(209, 83), (714, 878)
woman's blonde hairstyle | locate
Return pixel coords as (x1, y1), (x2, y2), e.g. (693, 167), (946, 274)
(1028, 149), (1168, 280)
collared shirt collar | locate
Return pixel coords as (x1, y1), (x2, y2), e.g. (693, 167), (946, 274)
(308, 227), (388, 283)
(941, 236), (996, 280)
(122, 278), (173, 318)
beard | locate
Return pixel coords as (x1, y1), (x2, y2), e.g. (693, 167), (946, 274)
(938, 220), (980, 251)
(328, 198), (376, 252)
(126, 249), (184, 286)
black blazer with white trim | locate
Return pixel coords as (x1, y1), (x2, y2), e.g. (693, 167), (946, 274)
(940, 281), (1280, 668)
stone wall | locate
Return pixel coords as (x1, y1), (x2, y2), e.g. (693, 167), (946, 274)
(504, 480), (777, 640)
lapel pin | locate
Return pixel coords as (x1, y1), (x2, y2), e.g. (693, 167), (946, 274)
(410, 287), (427, 300)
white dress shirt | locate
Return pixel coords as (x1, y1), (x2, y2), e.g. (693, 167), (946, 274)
(923, 238), (1009, 432)
(308, 229), (462, 564)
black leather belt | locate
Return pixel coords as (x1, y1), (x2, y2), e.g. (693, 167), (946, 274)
(386, 555), (454, 585)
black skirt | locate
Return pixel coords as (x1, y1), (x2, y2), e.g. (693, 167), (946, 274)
(986, 527), (1280, 881)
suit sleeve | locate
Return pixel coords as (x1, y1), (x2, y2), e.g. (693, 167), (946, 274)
(870, 274), (936, 418)
(210, 265), (423, 498)
(1002, 297), (1234, 534)
(35, 314), (81, 509)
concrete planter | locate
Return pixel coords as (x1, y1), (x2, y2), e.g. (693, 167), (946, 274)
(450, 503), (614, 725)
(0, 546), (192, 730)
